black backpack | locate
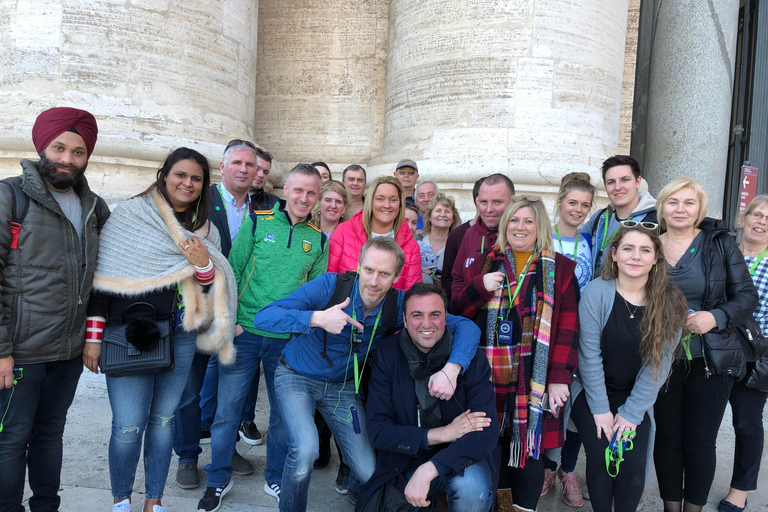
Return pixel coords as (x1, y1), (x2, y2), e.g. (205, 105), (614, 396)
(1, 176), (106, 249)
(319, 270), (400, 366)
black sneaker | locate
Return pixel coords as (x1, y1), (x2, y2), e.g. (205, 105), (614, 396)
(197, 481), (232, 512)
(238, 422), (263, 445)
(200, 428), (211, 445)
(264, 482), (281, 504)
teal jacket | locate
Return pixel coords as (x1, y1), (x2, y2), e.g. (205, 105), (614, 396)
(229, 200), (328, 338)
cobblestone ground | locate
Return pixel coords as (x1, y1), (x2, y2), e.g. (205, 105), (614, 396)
(22, 370), (768, 512)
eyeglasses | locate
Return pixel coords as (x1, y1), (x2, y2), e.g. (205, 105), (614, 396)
(620, 220), (658, 230)
(396, 169), (417, 176)
(511, 195), (542, 202)
(749, 211), (768, 221)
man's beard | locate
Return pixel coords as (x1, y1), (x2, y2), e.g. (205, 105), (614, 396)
(39, 153), (87, 190)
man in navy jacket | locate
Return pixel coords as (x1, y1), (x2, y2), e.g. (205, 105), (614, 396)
(357, 283), (500, 511)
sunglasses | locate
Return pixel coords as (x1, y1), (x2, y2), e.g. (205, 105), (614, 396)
(225, 139), (272, 161)
(620, 220), (658, 230)
(511, 195), (542, 202)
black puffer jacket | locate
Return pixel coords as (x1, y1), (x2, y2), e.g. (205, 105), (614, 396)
(0, 159), (109, 364)
(699, 218), (758, 378)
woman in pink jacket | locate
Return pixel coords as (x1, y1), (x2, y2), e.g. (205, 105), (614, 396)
(328, 175), (422, 290)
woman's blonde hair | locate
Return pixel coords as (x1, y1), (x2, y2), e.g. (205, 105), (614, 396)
(497, 198), (554, 253)
(422, 193), (461, 235)
(362, 176), (406, 238)
(739, 194), (768, 227)
(655, 177), (708, 229)
(554, 172), (595, 224)
(601, 225), (688, 375)
(314, 180), (351, 223)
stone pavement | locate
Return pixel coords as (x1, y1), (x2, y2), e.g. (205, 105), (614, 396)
(22, 370), (768, 512)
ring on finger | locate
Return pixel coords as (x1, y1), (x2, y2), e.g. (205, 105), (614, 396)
(183, 244), (190, 250)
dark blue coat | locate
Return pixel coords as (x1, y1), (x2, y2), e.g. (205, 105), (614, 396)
(357, 335), (500, 510)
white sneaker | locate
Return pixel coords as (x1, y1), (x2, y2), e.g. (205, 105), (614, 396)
(152, 506), (167, 512)
(112, 499), (131, 512)
(264, 482), (281, 504)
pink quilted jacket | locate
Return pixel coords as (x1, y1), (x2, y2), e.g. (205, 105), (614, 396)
(328, 211), (422, 290)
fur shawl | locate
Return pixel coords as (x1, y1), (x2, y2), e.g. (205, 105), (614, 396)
(93, 188), (237, 364)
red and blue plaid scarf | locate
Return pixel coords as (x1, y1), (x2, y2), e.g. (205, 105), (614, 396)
(480, 244), (556, 467)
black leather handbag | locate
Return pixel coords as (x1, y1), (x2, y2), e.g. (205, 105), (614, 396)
(100, 302), (174, 377)
(736, 316), (768, 363)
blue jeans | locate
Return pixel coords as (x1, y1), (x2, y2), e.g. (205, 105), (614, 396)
(200, 354), (261, 427)
(0, 356), (82, 512)
(274, 364), (376, 512)
(406, 459), (494, 512)
(106, 329), (197, 500)
(205, 331), (286, 487)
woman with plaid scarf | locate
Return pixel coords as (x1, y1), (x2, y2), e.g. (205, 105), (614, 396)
(450, 196), (580, 512)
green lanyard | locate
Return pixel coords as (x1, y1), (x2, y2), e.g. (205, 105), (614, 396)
(480, 235), (485, 253)
(679, 331), (694, 360)
(554, 224), (578, 261)
(605, 430), (636, 477)
(747, 246), (768, 275)
(600, 211), (634, 253)
(351, 307), (381, 396)
(504, 252), (535, 315)
(217, 184), (248, 223)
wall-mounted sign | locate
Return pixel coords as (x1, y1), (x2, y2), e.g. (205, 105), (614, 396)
(739, 165), (760, 216)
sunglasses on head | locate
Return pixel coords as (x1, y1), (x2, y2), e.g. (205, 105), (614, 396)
(620, 220), (658, 231)
(511, 195), (542, 202)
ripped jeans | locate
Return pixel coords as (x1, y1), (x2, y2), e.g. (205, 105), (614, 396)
(106, 329), (197, 500)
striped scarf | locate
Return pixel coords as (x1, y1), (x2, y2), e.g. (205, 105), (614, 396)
(481, 244), (556, 467)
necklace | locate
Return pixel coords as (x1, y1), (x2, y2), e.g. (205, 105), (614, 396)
(622, 296), (640, 319)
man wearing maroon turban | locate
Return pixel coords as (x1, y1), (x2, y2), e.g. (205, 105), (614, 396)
(0, 107), (110, 512)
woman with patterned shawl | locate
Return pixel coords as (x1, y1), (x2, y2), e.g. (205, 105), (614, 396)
(84, 148), (237, 512)
(451, 196), (579, 512)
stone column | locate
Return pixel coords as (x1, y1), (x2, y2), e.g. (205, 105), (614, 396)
(0, 0), (259, 201)
(252, 0), (389, 173)
(643, 0), (740, 215)
(372, 0), (631, 215)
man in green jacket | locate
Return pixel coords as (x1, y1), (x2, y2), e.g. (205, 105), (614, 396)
(0, 107), (109, 512)
(199, 163), (327, 512)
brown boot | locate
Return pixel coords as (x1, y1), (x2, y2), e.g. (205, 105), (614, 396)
(496, 489), (513, 512)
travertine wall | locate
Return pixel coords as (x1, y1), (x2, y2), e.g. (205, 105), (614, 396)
(252, 0), (389, 165)
(0, 0), (259, 202)
(369, 0), (631, 215)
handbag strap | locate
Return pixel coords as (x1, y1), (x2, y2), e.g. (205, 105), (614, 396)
(120, 302), (159, 323)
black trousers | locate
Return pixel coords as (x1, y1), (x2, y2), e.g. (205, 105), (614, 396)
(498, 436), (545, 510)
(653, 358), (734, 505)
(728, 375), (768, 491)
(571, 392), (650, 512)
(0, 357), (83, 512)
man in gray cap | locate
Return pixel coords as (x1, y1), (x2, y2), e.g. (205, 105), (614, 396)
(395, 159), (420, 198)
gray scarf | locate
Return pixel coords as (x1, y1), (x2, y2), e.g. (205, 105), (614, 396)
(399, 328), (453, 429)
(93, 188), (238, 364)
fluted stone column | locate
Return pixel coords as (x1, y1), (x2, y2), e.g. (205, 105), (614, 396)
(0, 0), (259, 201)
(643, 0), (740, 215)
(371, 0), (631, 214)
